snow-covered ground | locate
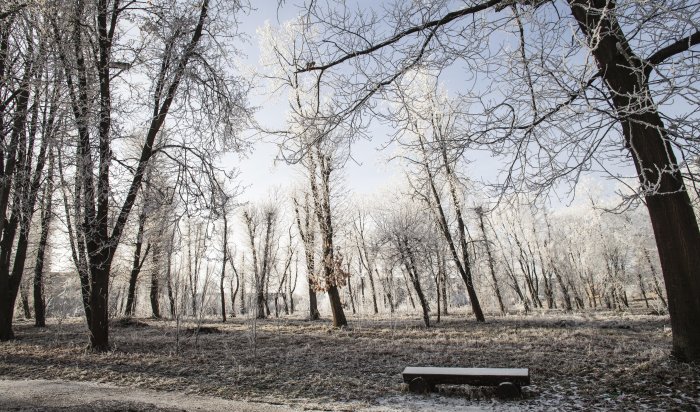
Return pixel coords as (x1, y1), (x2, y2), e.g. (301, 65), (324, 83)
(1, 312), (698, 411)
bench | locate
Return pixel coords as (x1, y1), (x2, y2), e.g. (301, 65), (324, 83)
(401, 367), (530, 398)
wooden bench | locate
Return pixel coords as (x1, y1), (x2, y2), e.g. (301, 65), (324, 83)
(402, 367), (530, 398)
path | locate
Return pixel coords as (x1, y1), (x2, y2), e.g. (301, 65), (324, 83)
(0, 379), (293, 411)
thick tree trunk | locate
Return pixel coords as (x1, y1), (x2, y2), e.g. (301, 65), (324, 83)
(88, 261), (111, 351)
(570, 0), (700, 361)
(327, 285), (347, 327)
(308, 287), (320, 320)
(308, 149), (347, 327)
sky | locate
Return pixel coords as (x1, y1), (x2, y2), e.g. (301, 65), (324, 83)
(225, 1), (642, 209)
(227, 2), (403, 204)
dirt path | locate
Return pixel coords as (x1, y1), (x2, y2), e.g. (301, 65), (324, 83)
(0, 378), (491, 411)
(0, 379), (294, 411)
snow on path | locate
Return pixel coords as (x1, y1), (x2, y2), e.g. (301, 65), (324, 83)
(0, 379), (494, 411)
(0, 379), (292, 411)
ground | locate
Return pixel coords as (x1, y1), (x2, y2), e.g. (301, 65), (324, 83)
(1, 310), (698, 411)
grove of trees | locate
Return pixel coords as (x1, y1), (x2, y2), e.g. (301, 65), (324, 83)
(1, 0), (698, 366)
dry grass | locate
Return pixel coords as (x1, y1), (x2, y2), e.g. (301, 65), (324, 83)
(1, 311), (698, 410)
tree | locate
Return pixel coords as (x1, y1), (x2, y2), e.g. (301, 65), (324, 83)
(476, 206), (506, 314)
(352, 205), (380, 315)
(377, 198), (434, 327)
(0, 6), (61, 340)
(33, 146), (55, 327)
(242, 202), (279, 319)
(305, 145), (349, 327)
(289, 0), (700, 361)
(43, 0), (248, 350)
(293, 192), (321, 320)
(405, 86), (485, 321)
(260, 21), (352, 327)
(124, 205), (151, 317)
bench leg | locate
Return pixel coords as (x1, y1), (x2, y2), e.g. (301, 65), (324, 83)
(408, 377), (435, 394)
(495, 382), (522, 400)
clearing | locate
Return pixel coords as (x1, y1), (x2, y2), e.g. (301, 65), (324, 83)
(1, 311), (698, 411)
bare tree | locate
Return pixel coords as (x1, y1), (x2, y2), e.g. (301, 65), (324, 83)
(396, 83), (485, 321)
(243, 202), (279, 319)
(36, 0), (249, 350)
(352, 206), (380, 315)
(476, 206), (506, 314)
(33, 146), (55, 327)
(0, 7), (61, 339)
(377, 197), (433, 327)
(124, 205), (151, 317)
(293, 192), (321, 320)
(288, 0), (700, 361)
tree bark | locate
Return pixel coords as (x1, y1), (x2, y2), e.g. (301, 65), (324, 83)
(570, 0), (700, 361)
(220, 211), (228, 322)
(150, 241), (161, 319)
(125, 208), (149, 317)
(34, 150), (54, 327)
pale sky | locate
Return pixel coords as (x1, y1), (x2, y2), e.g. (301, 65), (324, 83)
(227, 1), (637, 208)
(228, 2), (407, 203)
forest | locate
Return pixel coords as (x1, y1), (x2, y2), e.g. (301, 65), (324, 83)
(0, 0), (699, 411)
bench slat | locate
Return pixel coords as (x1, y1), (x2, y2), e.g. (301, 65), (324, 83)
(402, 367), (530, 386)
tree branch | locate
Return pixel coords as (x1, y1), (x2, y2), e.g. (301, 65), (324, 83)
(296, 0), (504, 73)
(645, 29), (700, 78)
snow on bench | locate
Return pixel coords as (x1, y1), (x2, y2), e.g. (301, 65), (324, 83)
(401, 366), (530, 398)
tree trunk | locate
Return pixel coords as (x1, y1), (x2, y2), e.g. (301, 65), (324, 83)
(166, 231), (176, 318)
(293, 195), (320, 320)
(88, 261), (111, 351)
(327, 285), (347, 327)
(418, 136), (484, 322)
(345, 272), (355, 315)
(220, 213), (228, 322)
(125, 209), (148, 317)
(645, 249), (668, 308)
(400, 238), (430, 327)
(570, 0), (700, 361)
(150, 242), (161, 319)
(401, 268), (417, 310)
(554, 269), (573, 311)
(34, 152), (54, 327)
(310, 149), (347, 327)
(229, 256), (239, 317)
(240, 266), (246, 315)
(477, 208), (505, 314)
(20, 284), (31, 319)
(0, 53), (33, 341)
